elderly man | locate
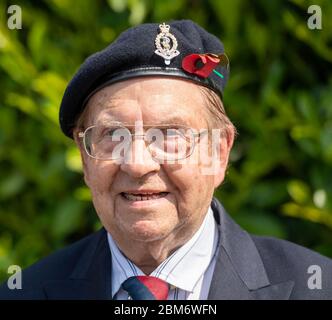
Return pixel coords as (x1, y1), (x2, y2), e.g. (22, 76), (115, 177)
(1, 20), (331, 300)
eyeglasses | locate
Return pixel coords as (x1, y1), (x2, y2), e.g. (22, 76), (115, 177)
(78, 123), (208, 162)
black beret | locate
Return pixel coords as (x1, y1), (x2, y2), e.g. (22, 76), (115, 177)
(59, 19), (229, 138)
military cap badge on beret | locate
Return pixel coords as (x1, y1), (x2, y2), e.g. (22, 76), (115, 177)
(154, 23), (180, 65)
(59, 20), (229, 138)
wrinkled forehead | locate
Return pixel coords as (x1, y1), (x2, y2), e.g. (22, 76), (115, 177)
(84, 77), (208, 127)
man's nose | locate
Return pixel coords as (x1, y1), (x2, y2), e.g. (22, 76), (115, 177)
(120, 137), (160, 178)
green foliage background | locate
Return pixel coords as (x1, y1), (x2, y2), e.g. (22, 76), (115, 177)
(0, 0), (331, 282)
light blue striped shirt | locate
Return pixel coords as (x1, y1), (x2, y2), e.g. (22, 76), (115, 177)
(108, 206), (219, 300)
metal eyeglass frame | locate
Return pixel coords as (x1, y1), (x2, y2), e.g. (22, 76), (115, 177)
(78, 123), (209, 161)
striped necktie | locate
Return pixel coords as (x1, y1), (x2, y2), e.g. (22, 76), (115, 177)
(121, 276), (170, 300)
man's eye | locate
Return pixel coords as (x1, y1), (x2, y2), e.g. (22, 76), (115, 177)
(103, 127), (127, 137)
(101, 127), (126, 139)
(165, 128), (186, 138)
(106, 129), (117, 136)
(101, 129), (116, 137)
(167, 129), (179, 136)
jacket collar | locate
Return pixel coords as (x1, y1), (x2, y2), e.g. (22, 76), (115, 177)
(208, 198), (294, 300)
(43, 229), (111, 299)
(43, 198), (294, 299)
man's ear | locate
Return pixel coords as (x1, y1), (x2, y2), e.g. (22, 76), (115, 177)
(213, 126), (235, 188)
(72, 128), (91, 188)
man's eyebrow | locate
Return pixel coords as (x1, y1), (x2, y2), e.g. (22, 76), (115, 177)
(94, 114), (193, 126)
(149, 117), (192, 126)
(95, 99), (126, 106)
(95, 117), (121, 126)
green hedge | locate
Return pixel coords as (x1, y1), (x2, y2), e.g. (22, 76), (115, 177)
(0, 0), (332, 282)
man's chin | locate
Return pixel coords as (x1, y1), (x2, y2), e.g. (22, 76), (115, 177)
(126, 221), (173, 242)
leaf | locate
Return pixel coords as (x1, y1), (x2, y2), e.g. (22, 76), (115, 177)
(287, 180), (311, 204)
(66, 147), (83, 172)
(234, 211), (286, 239)
(0, 172), (25, 199)
(52, 198), (84, 239)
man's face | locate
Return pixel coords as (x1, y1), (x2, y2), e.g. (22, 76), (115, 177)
(75, 77), (232, 246)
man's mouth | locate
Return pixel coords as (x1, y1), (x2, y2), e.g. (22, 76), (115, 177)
(121, 192), (169, 201)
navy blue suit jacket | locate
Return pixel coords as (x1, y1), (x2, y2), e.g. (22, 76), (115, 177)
(1, 198), (332, 299)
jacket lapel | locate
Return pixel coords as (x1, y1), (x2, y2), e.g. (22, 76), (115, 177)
(208, 198), (294, 300)
(43, 228), (112, 299)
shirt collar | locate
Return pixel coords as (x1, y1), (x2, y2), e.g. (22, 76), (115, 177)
(108, 206), (218, 298)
